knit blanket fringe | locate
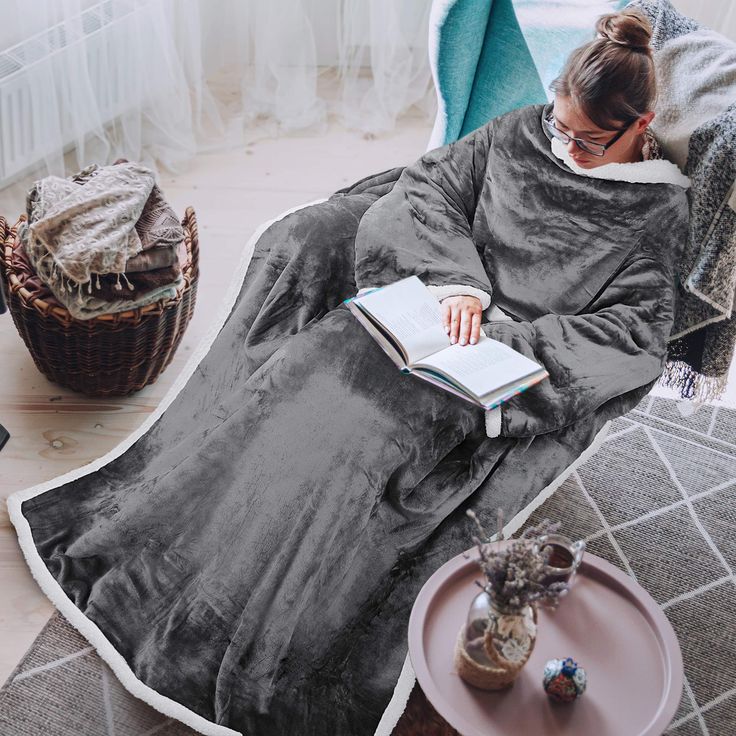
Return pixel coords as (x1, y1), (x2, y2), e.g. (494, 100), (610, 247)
(658, 358), (729, 403)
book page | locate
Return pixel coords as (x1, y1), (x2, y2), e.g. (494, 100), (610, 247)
(356, 276), (449, 363)
(414, 332), (543, 399)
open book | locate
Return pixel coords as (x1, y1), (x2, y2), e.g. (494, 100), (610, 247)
(343, 275), (549, 410)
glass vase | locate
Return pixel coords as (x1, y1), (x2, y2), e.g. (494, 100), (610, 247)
(454, 589), (538, 690)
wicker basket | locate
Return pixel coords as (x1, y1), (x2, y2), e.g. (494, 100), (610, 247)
(0, 207), (199, 397)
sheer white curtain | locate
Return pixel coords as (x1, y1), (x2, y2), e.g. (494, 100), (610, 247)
(181, 0), (437, 137)
(0, 0), (732, 185)
(0, 0), (435, 184)
(2, 0), (212, 180)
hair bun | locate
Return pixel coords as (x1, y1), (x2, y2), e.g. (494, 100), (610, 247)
(595, 8), (653, 53)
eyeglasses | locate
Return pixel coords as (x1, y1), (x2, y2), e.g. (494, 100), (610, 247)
(543, 111), (634, 157)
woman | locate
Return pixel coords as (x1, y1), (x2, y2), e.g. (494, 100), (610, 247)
(355, 6), (689, 439)
(427, 8), (670, 350)
(10, 8), (689, 736)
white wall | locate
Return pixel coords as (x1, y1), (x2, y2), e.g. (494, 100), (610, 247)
(672, 0), (736, 41)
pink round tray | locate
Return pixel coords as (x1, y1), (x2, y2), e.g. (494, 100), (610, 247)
(408, 542), (684, 736)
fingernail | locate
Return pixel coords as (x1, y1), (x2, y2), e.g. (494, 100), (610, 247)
(445, 325), (450, 333)
(460, 338), (466, 345)
(451, 336), (457, 344)
(470, 337), (476, 344)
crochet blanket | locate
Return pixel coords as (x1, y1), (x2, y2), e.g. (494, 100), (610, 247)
(629, 0), (736, 402)
(8, 103), (689, 736)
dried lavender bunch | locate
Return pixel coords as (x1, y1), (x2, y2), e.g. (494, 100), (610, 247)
(463, 508), (570, 612)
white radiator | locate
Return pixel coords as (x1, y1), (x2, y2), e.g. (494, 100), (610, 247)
(0, 0), (162, 186)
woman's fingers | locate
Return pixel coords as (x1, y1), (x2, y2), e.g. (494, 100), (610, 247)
(442, 302), (451, 335)
(458, 309), (472, 346)
(470, 311), (481, 345)
(450, 305), (461, 343)
(440, 296), (483, 345)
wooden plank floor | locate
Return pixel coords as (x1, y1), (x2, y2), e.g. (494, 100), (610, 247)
(1, 103), (734, 685)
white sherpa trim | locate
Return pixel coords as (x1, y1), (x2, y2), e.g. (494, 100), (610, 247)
(485, 405), (502, 437)
(426, 0), (458, 151)
(373, 649), (417, 736)
(550, 135), (691, 188)
(7, 197), (332, 736)
(426, 283), (491, 310)
(358, 284), (493, 312)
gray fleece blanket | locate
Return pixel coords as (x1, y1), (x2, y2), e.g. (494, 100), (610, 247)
(8, 102), (689, 736)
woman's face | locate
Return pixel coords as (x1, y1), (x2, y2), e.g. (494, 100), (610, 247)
(551, 95), (654, 168)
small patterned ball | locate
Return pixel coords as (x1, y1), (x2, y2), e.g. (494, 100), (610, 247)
(543, 657), (587, 703)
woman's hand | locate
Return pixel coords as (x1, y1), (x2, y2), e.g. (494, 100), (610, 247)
(440, 295), (483, 346)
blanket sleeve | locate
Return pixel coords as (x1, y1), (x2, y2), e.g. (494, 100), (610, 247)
(353, 122), (495, 309)
(482, 196), (689, 439)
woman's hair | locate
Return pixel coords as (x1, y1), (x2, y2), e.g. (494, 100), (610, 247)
(549, 8), (658, 131)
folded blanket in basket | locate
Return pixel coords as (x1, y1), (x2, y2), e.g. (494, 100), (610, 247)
(12, 236), (185, 308)
(8, 102), (690, 736)
(22, 160), (184, 319)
